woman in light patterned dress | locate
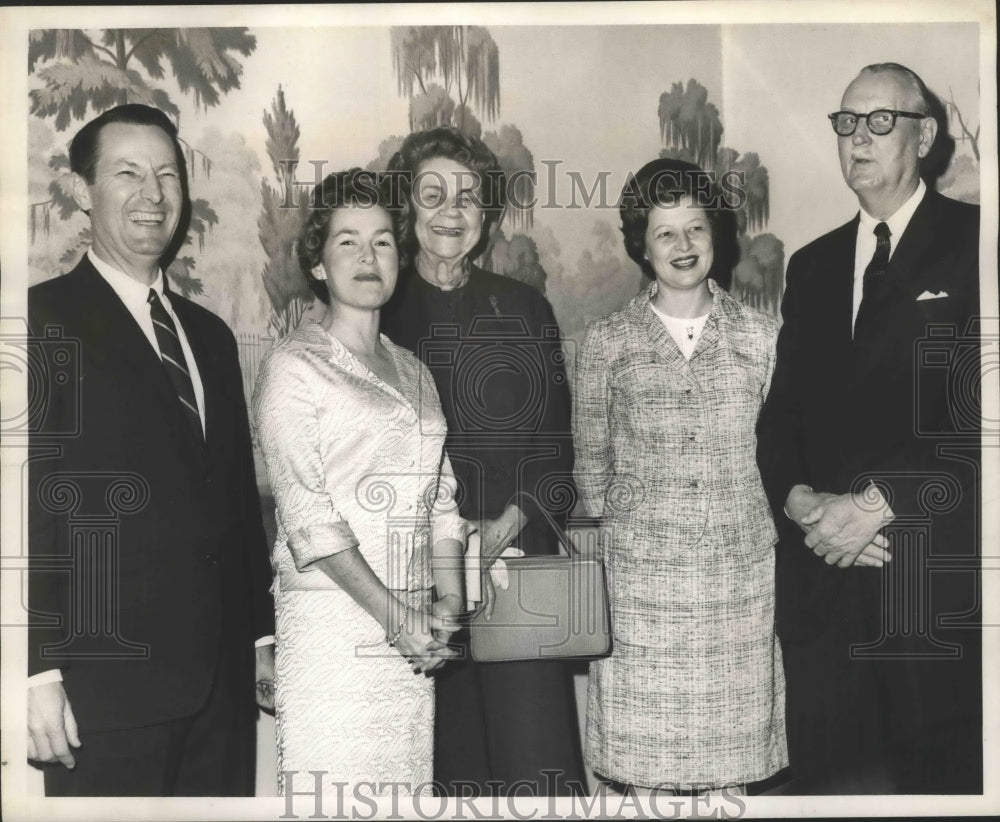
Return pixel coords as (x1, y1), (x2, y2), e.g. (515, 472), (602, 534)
(252, 169), (465, 796)
(573, 158), (788, 794)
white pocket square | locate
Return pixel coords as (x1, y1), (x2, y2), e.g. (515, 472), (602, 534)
(916, 290), (949, 301)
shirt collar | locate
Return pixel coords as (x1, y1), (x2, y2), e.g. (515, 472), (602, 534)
(646, 277), (722, 307)
(858, 178), (926, 241)
(88, 248), (166, 305)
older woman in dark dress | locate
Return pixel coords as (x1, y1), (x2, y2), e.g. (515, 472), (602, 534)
(380, 126), (586, 796)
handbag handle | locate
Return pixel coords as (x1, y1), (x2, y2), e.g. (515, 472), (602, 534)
(519, 495), (579, 559)
(485, 493), (580, 559)
(464, 495), (581, 620)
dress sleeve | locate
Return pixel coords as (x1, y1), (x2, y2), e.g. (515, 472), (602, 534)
(431, 450), (467, 547)
(252, 346), (359, 571)
(760, 315), (779, 407)
(572, 321), (613, 518)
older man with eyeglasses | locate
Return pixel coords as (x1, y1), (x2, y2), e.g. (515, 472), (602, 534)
(757, 63), (982, 794)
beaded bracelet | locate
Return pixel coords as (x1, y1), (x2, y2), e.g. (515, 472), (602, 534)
(386, 609), (408, 648)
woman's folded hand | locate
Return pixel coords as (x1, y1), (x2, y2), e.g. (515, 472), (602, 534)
(395, 605), (459, 674)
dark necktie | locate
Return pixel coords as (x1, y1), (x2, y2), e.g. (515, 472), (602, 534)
(147, 289), (203, 442)
(855, 221), (891, 335)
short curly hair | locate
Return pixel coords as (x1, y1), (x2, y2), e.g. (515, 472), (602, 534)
(619, 157), (738, 290)
(386, 126), (506, 262)
(297, 168), (409, 304)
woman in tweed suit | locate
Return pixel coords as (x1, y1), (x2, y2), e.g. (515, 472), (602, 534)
(573, 158), (787, 792)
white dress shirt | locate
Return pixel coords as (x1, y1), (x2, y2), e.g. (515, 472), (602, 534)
(851, 178), (926, 335)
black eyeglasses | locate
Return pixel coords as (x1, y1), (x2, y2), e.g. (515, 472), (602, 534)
(828, 109), (928, 136)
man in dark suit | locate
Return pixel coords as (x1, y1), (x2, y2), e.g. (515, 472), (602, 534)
(26, 104), (275, 796)
(757, 63), (981, 794)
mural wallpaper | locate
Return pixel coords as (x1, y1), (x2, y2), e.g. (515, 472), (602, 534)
(15, 17), (987, 801)
(27, 23), (981, 410)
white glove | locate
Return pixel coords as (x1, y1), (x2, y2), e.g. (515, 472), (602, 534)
(489, 547), (525, 590)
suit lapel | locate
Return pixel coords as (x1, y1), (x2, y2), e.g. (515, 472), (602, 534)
(74, 260), (185, 414)
(691, 283), (723, 360)
(635, 286), (689, 371)
(832, 217), (859, 341)
(884, 190), (947, 299)
(805, 217), (861, 381)
(76, 259), (209, 460)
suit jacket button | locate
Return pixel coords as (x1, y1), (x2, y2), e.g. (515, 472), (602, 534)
(205, 553), (220, 567)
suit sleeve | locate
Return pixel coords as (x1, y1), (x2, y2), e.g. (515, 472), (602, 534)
(572, 322), (612, 519)
(513, 292), (576, 525)
(222, 331), (276, 641)
(418, 357), (467, 547)
(756, 251), (811, 520)
(26, 290), (69, 676)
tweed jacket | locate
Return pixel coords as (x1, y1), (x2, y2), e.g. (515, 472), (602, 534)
(574, 280), (778, 564)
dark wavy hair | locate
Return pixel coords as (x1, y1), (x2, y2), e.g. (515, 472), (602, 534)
(70, 103), (190, 268)
(69, 103), (183, 184)
(297, 168), (409, 305)
(619, 157), (738, 290)
(386, 126), (506, 262)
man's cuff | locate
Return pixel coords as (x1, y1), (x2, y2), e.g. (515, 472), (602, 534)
(255, 635), (275, 648)
(864, 482), (895, 523)
(28, 669), (62, 687)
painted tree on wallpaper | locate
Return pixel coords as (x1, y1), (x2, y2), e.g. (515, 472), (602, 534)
(385, 26), (548, 293)
(659, 79), (784, 316)
(258, 85), (313, 337)
(388, 28), (491, 154)
(937, 94), (981, 205)
(658, 80), (723, 171)
(27, 27), (256, 295)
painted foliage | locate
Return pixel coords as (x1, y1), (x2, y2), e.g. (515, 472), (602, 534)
(28, 28), (256, 298)
(27, 25), (982, 402)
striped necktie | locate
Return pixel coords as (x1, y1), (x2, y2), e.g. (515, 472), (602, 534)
(147, 289), (203, 442)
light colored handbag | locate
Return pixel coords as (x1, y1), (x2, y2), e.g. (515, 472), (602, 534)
(469, 510), (611, 662)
